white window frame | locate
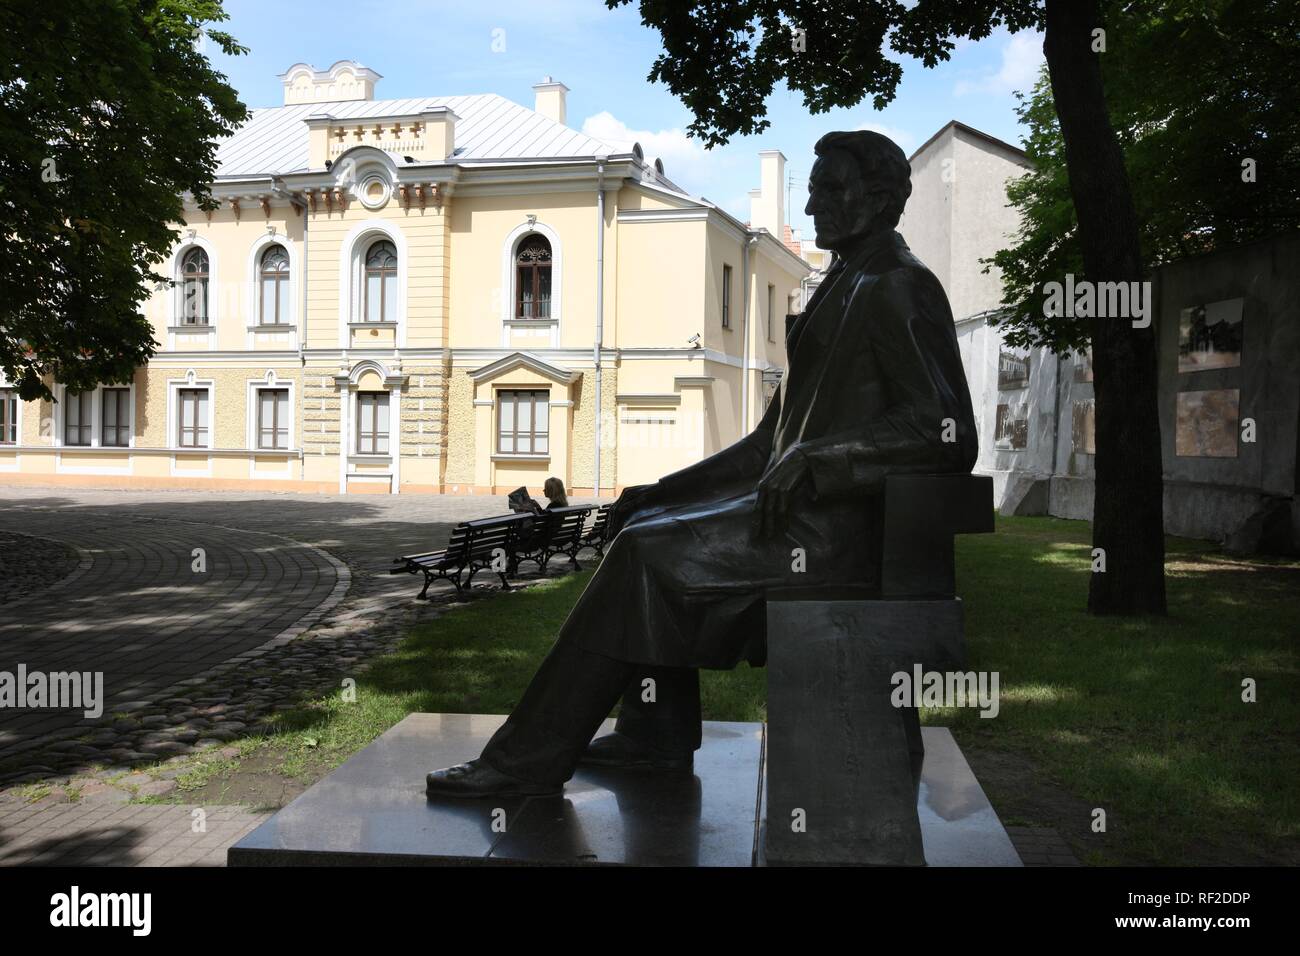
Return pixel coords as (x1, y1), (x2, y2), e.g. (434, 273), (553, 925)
(166, 374), (215, 452)
(166, 235), (219, 350)
(245, 372), (295, 452)
(495, 388), (551, 457)
(338, 221), (407, 347)
(500, 220), (562, 348)
(245, 233), (299, 343)
(52, 383), (135, 449)
(354, 391), (391, 456)
(99, 386), (133, 448)
(0, 387), (18, 445)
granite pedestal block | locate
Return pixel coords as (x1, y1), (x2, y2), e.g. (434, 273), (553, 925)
(765, 598), (968, 866)
(763, 473), (995, 866)
(228, 712), (1020, 867)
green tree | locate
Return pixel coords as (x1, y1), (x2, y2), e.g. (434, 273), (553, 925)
(990, 0), (1300, 352)
(611, 0), (1168, 615)
(0, 0), (247, 402)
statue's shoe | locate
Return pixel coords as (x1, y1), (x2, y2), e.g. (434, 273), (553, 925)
(425, 759), (560, 799)
(580, 732), (694, 772)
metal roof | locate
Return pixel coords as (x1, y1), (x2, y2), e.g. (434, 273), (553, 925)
(213, 93), (622, 178)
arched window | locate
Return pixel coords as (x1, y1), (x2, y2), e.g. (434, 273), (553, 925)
(515, 235), (552, 320)
(363, 240), (397, 323)
(259, 245), (290, 326)
(180, 248), (210, 325)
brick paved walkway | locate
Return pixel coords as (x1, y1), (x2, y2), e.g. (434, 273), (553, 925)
(0, 487), (556, 767)
(1005, 826), (1083, 866)
(0, 790), (267, 867)
(0, 506), (344, 752)
(0, 487), (567, 867)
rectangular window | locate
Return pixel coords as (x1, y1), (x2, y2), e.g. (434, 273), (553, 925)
(364, 274), (396, 323)
(177, 388), (209, 448)
(767, 283), (775, 342)
(101, 388), (130, 447)
(722, 264), (732, 329)
(257, 388), (289, 450)
(0, 390), (16, 444)
(64, 391), (92, 446)
(182, 278), (208, 325)
(497, 389), (549, 455)
(356, 392), (389, 455)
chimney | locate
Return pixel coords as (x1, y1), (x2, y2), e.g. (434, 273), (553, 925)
(751, 149), (786, 238)
(421, 106), (459, 161)
(532, 76), (569, 126)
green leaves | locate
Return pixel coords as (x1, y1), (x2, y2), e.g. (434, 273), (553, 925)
(0, 0), (247, 401)
(988, 0), (1300, 354)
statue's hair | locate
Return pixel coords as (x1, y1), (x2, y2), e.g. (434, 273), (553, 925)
(813, 130), (913, 228)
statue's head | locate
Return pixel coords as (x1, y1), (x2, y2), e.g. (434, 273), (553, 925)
(806, 131), (912, 252)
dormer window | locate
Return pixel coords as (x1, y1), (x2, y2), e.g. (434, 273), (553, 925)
(180, 248), (210, 325)
(363, 240), (397, 323)
(515, 235), (552, 320)
(259, 245), (290, 325)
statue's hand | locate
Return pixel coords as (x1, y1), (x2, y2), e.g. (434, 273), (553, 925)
(608, 483), (660, 539)
(753, 449), (810, 539)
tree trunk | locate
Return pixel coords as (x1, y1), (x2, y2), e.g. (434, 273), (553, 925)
(1043, 0), (1167, 614)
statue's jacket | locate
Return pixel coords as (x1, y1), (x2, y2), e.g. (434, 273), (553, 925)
(563, 229), (978, 669)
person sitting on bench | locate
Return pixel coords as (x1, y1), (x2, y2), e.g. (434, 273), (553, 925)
(507, 477), (569, 516)
(425, 130), (978, 798)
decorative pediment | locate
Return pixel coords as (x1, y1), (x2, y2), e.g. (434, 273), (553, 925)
(468, 351), (579, 385)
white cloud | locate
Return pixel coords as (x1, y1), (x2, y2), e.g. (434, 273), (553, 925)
(954, 31), (1044, 97)
(855, 122), (916, 151)
(580, 111), (715, 185)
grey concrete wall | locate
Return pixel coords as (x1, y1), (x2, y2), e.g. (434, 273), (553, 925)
(950, 128), (1031, 319)
(957, 316), (1058, 508)
(899, 129), (954, 297)
(1156, 233), (1300, 543)
(1048, 233), (1300, 549)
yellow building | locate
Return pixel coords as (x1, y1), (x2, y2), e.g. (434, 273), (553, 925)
(0, 61), (810, 496)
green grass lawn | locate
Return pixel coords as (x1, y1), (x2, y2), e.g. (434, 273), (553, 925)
(948, 516), (1299, 865)
(205, 515), (1297, 866)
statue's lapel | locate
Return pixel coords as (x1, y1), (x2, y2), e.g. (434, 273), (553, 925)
(777, 232), (900, 435)
(790, 232), (893, 361)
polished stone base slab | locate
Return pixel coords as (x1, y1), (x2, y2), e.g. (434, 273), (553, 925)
(228, 713), (765, 866)
(228, 713), (1020, 866)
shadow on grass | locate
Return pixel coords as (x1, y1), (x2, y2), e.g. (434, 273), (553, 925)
(947, 515), (1300, 865)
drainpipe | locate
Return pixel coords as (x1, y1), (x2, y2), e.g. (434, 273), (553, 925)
(593, 157), (608, 497)
(740, 233), (758, 434)
(299, 192), (308, 467)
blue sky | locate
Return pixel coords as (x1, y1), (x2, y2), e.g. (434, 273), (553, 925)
(210, 0), (1043, 240)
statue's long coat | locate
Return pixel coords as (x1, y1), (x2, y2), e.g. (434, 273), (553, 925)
(563, 229), (978, 669)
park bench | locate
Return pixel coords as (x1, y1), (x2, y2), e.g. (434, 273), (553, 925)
(576, 504), (613, 558)
(390, 513), (535, 599)
(509, 506), (592, 575)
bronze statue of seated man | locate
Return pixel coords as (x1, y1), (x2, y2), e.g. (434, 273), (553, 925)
(426, 130), (978, 798)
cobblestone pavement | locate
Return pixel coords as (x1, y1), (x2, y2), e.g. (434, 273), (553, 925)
(0, 486), (583, 779)
(0, 506), (344, 753)
(0, 486), (598, 866)
(0, 530), (81, 605)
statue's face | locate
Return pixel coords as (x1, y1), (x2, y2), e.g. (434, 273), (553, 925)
(805, 151), (885, 252)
